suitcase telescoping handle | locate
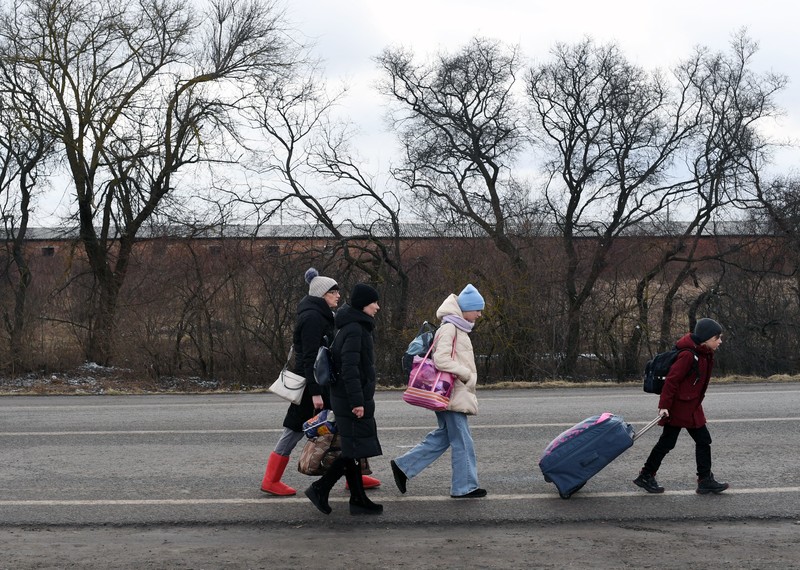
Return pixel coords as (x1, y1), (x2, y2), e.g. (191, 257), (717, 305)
(632, 414), (666, 442)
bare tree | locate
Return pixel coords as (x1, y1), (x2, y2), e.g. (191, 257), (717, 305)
(755, 175), (800, 252)
(0, 55), (55, 371)
(525, 33), (785, 377)
(308, 124), (415, 333)
(376, 37), (532, 274)
(627, 34), (787, 375)
(0, 0), (296, 364)
(241, 60), (415, 340)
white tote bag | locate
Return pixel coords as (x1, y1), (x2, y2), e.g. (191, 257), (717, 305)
(268, 347), (306, 405)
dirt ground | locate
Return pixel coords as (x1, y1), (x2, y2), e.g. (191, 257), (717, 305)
(2, 519), (799, 570)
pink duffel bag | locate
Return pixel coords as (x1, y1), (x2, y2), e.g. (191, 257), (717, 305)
(402, 337), (456, 412)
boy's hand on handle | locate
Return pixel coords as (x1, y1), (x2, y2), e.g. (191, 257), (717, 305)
(658, 409), (669, 418)
(312, 395), (323, 410)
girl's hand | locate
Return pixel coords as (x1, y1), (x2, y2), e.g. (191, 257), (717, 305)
(352, 406), (364, 418)
(312, 395), (324, 410)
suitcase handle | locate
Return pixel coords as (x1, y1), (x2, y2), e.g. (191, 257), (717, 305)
(632, 414), (665, 442)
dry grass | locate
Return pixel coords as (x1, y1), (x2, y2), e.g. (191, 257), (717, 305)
(0, 364), (229, 396)
(1, 365), (795, 396)
(474, 374), (800, 390)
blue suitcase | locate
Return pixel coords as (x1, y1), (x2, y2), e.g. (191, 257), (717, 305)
(539, 413), (661, 499)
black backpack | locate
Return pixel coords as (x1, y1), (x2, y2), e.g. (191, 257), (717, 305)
(401, 321), (438, 375)
(313, 331), (340, 386)
(643, 347), (698, 394)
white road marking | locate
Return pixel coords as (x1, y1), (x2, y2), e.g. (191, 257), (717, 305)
(1, 417), (798, 437)
(1, 387), (798, 410)
(1, 487), (799, 507)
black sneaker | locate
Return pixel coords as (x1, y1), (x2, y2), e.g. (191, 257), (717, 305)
(633, 472), (665, 494)
(696, 474), (729, 494)
(390, 460), (408, 494)
(451, 488), (487, 498)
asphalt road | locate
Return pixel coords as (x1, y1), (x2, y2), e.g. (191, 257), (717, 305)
(1, 384), (799, 568)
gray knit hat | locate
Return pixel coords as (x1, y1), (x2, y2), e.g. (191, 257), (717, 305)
(305, 267), (338, 298)
(694, 318), (723, 343)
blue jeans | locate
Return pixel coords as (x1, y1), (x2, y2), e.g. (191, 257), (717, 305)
(393, 410), (479, 496)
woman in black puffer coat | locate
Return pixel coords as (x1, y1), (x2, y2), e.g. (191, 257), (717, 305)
(260, 268), (339, 496)
(305, 283), (384, 516)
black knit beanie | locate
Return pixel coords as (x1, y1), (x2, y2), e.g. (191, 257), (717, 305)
(350, 283), (379, 310)
(693, 318), (723, 343)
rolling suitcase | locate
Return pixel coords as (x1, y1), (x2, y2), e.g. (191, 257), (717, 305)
(538, 412), (661, 499)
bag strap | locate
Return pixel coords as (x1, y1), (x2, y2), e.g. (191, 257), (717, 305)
(281, 345), (295, 372)
(327, 329), (341, 367)
(676, 347), (701, 385)
(421, 339), (436, 360)
(436, 324), (458, 357)
(409, 341), (437, 385)
(423, 327), (457, 360)
(323, 329), (341, 348)
(410, 329), (457, 385)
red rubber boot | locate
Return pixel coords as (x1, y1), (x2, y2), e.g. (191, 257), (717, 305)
(260, 452), (296, 496)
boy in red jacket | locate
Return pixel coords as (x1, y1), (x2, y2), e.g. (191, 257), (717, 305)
(633, 318), (729, 494)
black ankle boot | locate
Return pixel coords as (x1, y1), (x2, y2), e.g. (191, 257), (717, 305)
(349, 494), (383, 515)
(696, 473), (729, 494)
(345, 458), (383, 515)
(305, 481), (332, 514)
(305, 456), (346, 514)
(633, 471), (665, 494)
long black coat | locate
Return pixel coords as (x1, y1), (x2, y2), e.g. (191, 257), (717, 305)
(282, 295), (333, 432)
(330, 303), (382, 459)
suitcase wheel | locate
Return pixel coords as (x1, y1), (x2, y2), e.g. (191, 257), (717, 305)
(560, 482), (586, 499)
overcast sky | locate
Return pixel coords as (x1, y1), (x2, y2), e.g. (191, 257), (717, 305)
(35, 0), (800, 225)
(288, 0), (800, 171)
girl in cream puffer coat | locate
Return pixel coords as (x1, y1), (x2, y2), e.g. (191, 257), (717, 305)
(431, 295), (479, 415)
(390, 284), (487, 499)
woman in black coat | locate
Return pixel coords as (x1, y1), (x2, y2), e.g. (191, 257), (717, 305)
(260, 268), (339, 496)
(305, 283), (384, 515)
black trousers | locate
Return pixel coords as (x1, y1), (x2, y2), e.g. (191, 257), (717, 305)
(642, 424), (713, 479)
(316, 455), (364, 497)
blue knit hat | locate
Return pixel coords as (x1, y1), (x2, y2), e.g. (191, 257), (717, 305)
(457, 284), (485, 311)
